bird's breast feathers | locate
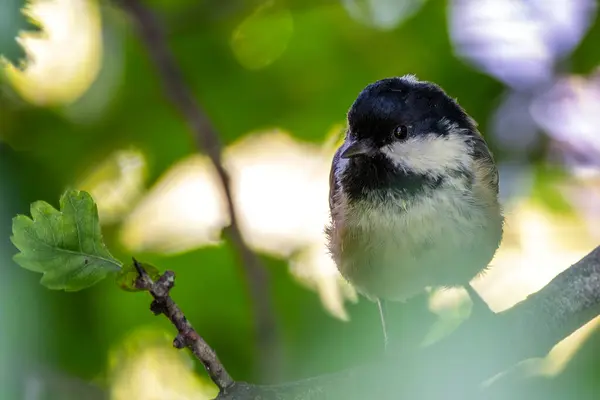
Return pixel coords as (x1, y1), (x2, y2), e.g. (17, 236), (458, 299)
(327, 185), (503, 301)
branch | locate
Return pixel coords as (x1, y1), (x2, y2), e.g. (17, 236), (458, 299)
(119, 0), (278, 377)
(211, 245), (600, 399)
(133, 258), (234, 392)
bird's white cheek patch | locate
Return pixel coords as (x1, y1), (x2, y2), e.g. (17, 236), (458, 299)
(381, 132), (471, 177)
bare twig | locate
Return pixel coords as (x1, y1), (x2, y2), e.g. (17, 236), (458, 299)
(119, 0), (278, 377)
(133, 258), (234, 392)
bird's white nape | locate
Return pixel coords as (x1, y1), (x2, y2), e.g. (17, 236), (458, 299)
(399, 74), (420, 84)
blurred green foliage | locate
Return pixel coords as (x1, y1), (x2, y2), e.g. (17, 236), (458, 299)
(1, 0), (600, 399)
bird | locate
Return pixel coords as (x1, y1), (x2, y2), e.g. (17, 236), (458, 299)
(325, 75), (504, 347)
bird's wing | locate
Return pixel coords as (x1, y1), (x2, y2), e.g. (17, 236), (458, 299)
(328, 145), (344, 212)
(471, 133), (499, 194)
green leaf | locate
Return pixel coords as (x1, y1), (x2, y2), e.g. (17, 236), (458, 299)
(11, 189), (123, 291)
(116, 261), (162, 292)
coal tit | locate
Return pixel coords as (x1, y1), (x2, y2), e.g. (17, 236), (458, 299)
(326, 75), (504, 344)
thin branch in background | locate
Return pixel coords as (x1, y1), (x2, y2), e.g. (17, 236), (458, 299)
(118, 0), (279, 379)
(133, 258), (235, 393)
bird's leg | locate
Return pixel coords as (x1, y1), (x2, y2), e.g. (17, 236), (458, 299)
(376, 298), (389, 350)
(465, 283), (494, 316)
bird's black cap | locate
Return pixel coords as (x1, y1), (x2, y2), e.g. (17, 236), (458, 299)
(347, 76), (477, 144)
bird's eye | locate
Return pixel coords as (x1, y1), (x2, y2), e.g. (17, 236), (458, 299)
(393, 125), (408, 140)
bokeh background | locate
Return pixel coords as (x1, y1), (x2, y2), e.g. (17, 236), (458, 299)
(1, 0), (600, 399)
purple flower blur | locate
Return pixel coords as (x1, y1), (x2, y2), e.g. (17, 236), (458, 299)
(530, 71), (600, 171)
(448, 0), (597, 89)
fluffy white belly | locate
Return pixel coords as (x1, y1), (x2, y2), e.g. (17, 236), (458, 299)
(332, 191), (502, 302)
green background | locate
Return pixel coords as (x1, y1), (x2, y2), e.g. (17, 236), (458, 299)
(1, 0), (600, 398)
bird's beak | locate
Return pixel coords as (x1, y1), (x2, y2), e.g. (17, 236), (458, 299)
(340, 140), (375, 159)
